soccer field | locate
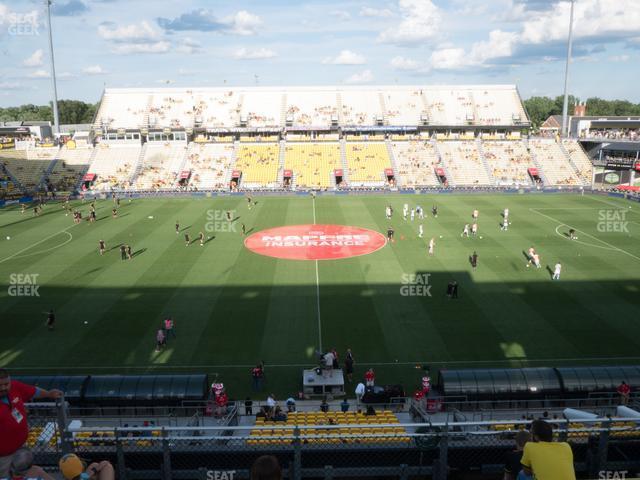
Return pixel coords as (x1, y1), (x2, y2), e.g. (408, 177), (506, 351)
(1, 193), (640, 397)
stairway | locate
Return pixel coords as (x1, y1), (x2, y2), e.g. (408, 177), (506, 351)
(336, 92), (344, 125)
(280, 93), (288, 127)
(385, 140), (399, 187)
(73, 148), (99, 191)
(524, 138), (549, 186)
(476, 138), (496, 186)
(142, 95), (153, 129)
(128, 143), (147, 185)
(378, 92), (388, 125)
(468, 90), (480, 126)
(223, 142), (239, 187)
(39, 147), (62, 187)
(276, 140), (286, 186)
(431, 138), (454, 187)
(558, 142), (588, 185)
(236, 94), (245, 126)
(339, 138), (350, 184)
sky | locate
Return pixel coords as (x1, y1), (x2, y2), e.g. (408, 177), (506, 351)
(0, 0), (638, 107)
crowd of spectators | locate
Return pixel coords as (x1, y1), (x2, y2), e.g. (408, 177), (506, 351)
(583, 128), (640, 141)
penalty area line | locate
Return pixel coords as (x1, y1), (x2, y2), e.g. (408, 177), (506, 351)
(0, 225), (76, 265)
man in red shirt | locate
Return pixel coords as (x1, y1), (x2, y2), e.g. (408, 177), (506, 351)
(617, 381), (631, 406)
(365, 368), (375, 387)
(0, 369), (63, 478)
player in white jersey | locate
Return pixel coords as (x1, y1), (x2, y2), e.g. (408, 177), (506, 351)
(417, 205), (424, 219)
(428, 237), (435, 255)
(526, 247), (536, 267)
(385, 205), (392, 219)
(472, 209), (479, 220)
(471, 223), (478, 236)
(410, 209), (415, 221)
(418, 224), (424, 238)
(461, 224), (470, 237)
(532, 253), (541, 269)
(501, 217), (509, 231)
(553, 262), (562, 280)
(403, 203), (409, 217)
(503, 208), (509, 220)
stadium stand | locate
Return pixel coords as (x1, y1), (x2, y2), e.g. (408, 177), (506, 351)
(241, 90), (284, 128)
(482, 141), (533, 186)
(381, 89), (427, 126)
(473, 88), (527, 125)
(390, 141), (440, 187)
(528, 139), (582, 186)
(87, 144), (141, 191)
(0, 149), (52, 189)
(562, 139), (594, 183)
(285, 90), (338, 127)
(134, 143), (188, 190)
(235, 143), (280, 188)
(425, 89), (475, 126)
(345, 142), (391, 186)
(284, 143), (341, 189)
(148, 92), (194, 129)
(193, 90), (240, 128)
(436, 140), (492, 185)
(47, 145), (93, 191)
(183, 143), (235, 190)
(94, 91), (149, 130)
(341, 90), (383, 126)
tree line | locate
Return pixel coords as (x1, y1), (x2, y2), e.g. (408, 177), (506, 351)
(523, 96), (640, 130)
(0, 100), (98, 125)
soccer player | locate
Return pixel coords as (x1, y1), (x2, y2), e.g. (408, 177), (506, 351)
(89, 210), (96, 223)
(120, 244), (127, 260)
(471, 223), (478, 236)
(45, 309), (55, 330)
(471, 251), (478, 270)
(569, 228), (577, 240)
(428, 237), (435, 256)
(385, 205), (392, 219)
(241, 223), (246, 235)
(126, 245), (133, 260)
(553, 262), (562, 280)
(112, 208), (117, 218)
(501, 217), (509, 231)
(32, 206), (38, 216)
(247, 195), (253, 210)
(503, 208), (509, 220)
(410, 208), (415, 222)
(403, 203), (409, 217)
(387, 226), (395, 243)
(432, 205), (438, 218)
(418, 224), (424, 238)
(417, 205), (424, 219)
(226, 211), (232, 222)
(98, 240), (105, 256)
(199, 231), (205, 246)
(461, 224), (470, 237)
(21, 204), (26, 214)
(185, 233), (191, 246)
(472, 209), (479, 220)
(175, 220), (180, 234)
(532, 253), (541, 269)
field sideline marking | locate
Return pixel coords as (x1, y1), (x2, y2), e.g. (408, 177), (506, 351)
(553, 225), (616, 251)
(0, 226), (76, 265)
(9, 356), (640, 370)
(530, 208), (640, 263)
(312, 196), (323, 353)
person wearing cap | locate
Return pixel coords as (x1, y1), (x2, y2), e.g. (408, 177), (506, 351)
(0, 369), (64, 479)
(8, 447), (54, 480)
(58, 454), (114, 480)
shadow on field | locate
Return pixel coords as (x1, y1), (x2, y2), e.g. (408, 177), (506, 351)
(132, 248), (147, 258)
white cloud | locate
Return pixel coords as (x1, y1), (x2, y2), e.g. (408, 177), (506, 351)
(429, 30), (518, 70)
(609, 54), (630, 62)
(98, 20), (161, 43)
(176, 37), (201, 54)
(390, 55), (422, 71)
(225, 10), (261, 36)
(177, 68), (198, 76)
(112, 42), (171, 54)
(329, 10), (351, 21)
(378, 0), (441, 45)
(233, 47), (277, 60)
(0, 81), (21, 89)
(345, 69), (373, 84)
(360, 7), (393, 18)
(23, 49), (44, 67)
(27, 69), (50, 79)
(57, 72), (76, 79)
(82, 64), (107, 75)
(322, 49), (366, 65)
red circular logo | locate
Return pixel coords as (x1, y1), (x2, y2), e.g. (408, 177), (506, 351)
(244, 224), (387, 261)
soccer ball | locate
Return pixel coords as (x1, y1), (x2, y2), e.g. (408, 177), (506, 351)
(479, 236), (483, 239)
(84, 321), (88, 325)
(5, 236), (9, 240)
(439, 235), (443, 238)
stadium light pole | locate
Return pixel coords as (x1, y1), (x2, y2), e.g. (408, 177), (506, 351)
(45, 0), (60, 136)
(561, 0), (575, 138)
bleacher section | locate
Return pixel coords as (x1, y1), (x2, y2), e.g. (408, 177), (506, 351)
(236, 144), (280, 188)
(286, 90), (338, 127)
(242, 91), (284, 128)
(184, 143), (235, 190)
(87, 144), (141, 191)
(346, 143), (391, 186)
(341, 91), (382, 126)
(148, 92), (194, 129)
(249, 410), (410, 445)
(95, 92), (148, 130)
(284, 143), (341, 188)
(194, 90), (240, 128)
(0, 149), (50, 189)
(382, 89), (426, 126)
(529, 139), (582, 186)
(390, 141), (440, 187)
(482, 141), (533, 186)
(562, 140), (594, 183)
(437, 141), (492, 186)
(425, 89), (475, 126)
(48, 146), (93, 191)
(135, 144), (187, 190)
(474, 88), (527, 125)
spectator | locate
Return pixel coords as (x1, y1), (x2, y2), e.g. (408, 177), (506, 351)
(273, 407), (287, 422)
(503, 430), (532, 480)
(365, 406), (376, 416)
(617, 381), (631, 406)
(344, 349), (354, 383)
(266, 394), (276, 413)
(8, 447), (54, 480)
(245, 397), (253, 416)
(250, 455), (281, 480)
(320, 397), (329, 413)
(0, 369), (63, 479)
(155, 329), (165, 352)
(215, 389), (228, 417)
(285, 397), (296, 413)
(355, 382), (365, 404)
(251, 364), (264, 392)
(520, 420), (575, 480)
(59, 454), (115, 480)
(365, 368), (375, 387)
(323, 351), (335, 377)
(341, 398), (350, 412)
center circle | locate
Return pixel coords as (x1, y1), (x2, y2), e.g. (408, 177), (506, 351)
(244, 224), (387, 261)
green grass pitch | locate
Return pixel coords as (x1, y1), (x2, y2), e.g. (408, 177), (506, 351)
(1, 193), (639, 398)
